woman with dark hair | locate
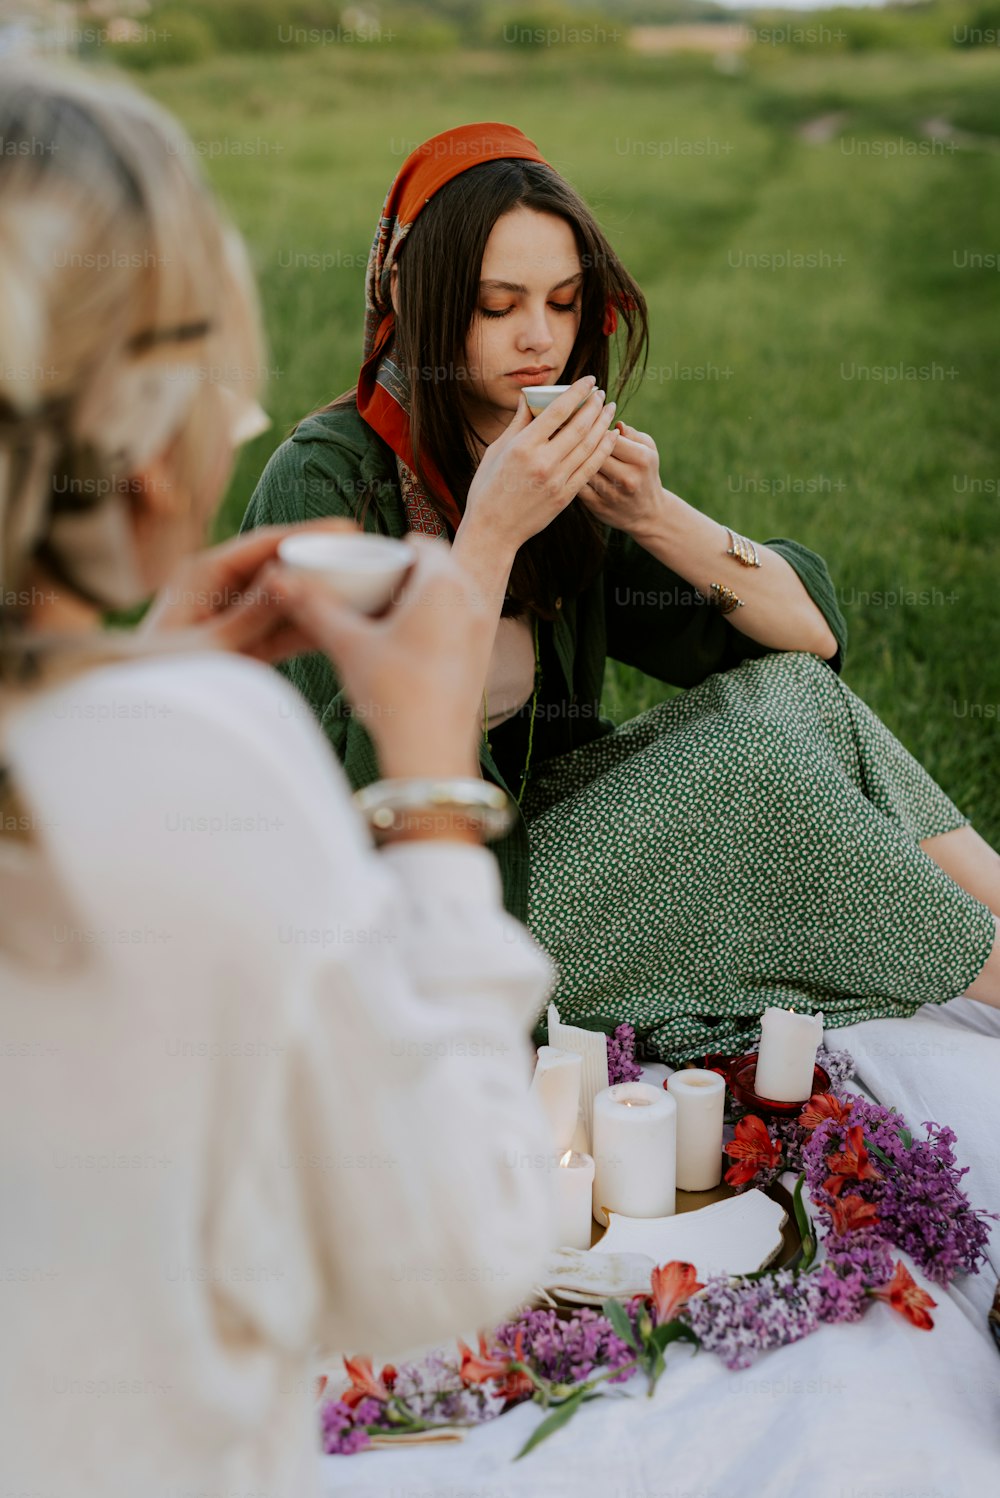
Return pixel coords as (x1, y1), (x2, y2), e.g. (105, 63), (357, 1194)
(244, 123), (1000, 1064)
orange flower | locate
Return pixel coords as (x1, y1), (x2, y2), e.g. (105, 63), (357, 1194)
(800, 1093), (854, 1132)
(872, 1261), (937, 1331)
(340, 1354), (394, 1409)
(458, 1332), (510, 1385)
(458, 1331), (533, 1402)
(824, 1124), (882, 1197)
(724, 1114), (783, 1186)
(827, 1194), (880, 1236)
(649, 1261), (704, 1325)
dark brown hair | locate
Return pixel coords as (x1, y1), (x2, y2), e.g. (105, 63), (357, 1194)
(327, 158), (649, 619)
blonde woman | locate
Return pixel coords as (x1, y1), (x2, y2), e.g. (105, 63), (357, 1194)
(0, 65), (557, 1495)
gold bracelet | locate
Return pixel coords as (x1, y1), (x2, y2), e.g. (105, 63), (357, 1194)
(726, 528), (761, 569)
(700, 581), (745, 615)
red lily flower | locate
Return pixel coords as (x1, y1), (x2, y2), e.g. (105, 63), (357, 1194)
(827, 1194), (880, 1236)
(458, 1332), (509, 1385)
(340, 1354), (394, 1409)
(724, 1114), (783, 1186)
(872, 1261), (937, 1331)
(800, 1092), (854, 1132)
(649, 1261), (704, 1325)
(824, 1124), (882, 1197)
(458, 1331), (533, 1402)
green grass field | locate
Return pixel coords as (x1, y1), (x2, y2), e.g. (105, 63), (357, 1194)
(137, 41), (1000, 842)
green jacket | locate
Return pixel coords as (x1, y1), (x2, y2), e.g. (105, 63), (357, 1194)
(242, 402), (848, 922)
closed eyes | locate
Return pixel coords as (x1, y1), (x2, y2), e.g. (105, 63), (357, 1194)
(479, 301), (580, 320)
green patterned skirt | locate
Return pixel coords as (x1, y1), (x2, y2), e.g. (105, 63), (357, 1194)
(521, 650), (995, 1066)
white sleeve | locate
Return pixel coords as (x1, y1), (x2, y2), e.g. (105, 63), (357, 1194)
(291, 838), (561, 1355)
(10, 652), (559, 1355)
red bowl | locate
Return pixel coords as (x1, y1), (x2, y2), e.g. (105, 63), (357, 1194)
(726, 1054), (831, 1118)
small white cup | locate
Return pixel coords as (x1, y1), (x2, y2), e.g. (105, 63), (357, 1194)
(277, 533), (415, 615)
(523, 384), (590, 418)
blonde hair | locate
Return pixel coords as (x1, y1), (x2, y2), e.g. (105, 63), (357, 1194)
(0, 60), (263, 684)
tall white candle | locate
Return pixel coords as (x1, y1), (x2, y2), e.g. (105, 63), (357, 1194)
(754, 1007), (824, 1103)
(592, 1082), (676, 1226)
(547, 1003), (609, 1153)
(666, 1069), (726, 1191)
(530, 1046), (583, 1155)
(554, 1150), (595, 1250)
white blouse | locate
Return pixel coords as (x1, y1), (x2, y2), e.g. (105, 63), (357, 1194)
(0, 649), (558, 1497)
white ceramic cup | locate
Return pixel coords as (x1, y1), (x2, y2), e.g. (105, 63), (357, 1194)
(523, 384), (591, 418)
(277, 533), (415, 615)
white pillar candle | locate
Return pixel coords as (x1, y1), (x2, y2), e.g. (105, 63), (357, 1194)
(546, 1003), (609, 1153)
(667, 1069), (726, 1191)
(754, 1007), (825, 1103)
(530, 1046), (583, 1156)
(591, 1082), (676, 1226)
(554, 1150), (596, 1250)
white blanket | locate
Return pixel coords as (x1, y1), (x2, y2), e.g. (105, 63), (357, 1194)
(322, 1000), (1000, 1497)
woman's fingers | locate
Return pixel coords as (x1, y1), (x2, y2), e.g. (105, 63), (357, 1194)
(495, 390), (534, 444)
(580, 400), (618, 461)
(201, 517), (358, 592)
(544, 385), (609, 466)
(600, 428), (646, 461)
(184, 568), (306, 657)
(261, 544), (462, 667)
(529, 376), (598, 446)
(526, 396), (617, 508)
(585, 425), (660, 494)
(615, 420), (657, 452)
(565, 422), (621, 500)
(259, 563), (373, 660)
(143, 517), (361, 635)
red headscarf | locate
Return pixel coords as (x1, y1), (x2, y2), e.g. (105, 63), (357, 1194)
(356, 122), (620, 535)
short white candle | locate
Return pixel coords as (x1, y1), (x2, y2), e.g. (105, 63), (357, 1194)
(666, 1069), (726, 1191)
(554, 1150), (595, 1250)
(592, 1082), (676, 1226)
(530, 1046), (583, 1156)
(754, 1007), (824, 1103)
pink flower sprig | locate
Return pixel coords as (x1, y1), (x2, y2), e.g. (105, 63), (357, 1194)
(606, 1024), (643, 1085)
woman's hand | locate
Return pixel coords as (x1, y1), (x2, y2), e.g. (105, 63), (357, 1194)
(138, 518), (355, 663)
(462, 376), (620, 561)
(259, 537), (493, 783)
(576, 419), (672, 539)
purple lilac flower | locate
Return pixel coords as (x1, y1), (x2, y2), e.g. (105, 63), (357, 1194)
(816, 1044), (857, 1092)
(494, 1306), (635, 1385)
(683, 1271), (825, 1370)
(391, 1352), (504, 1425)
(319, 1399), (372, 1455)
(350, 1397), (387, 1427)
(607, 1024), (643, 1086)
(814, 1232), (895, 1324)
(803, 1097), (995, 1285)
